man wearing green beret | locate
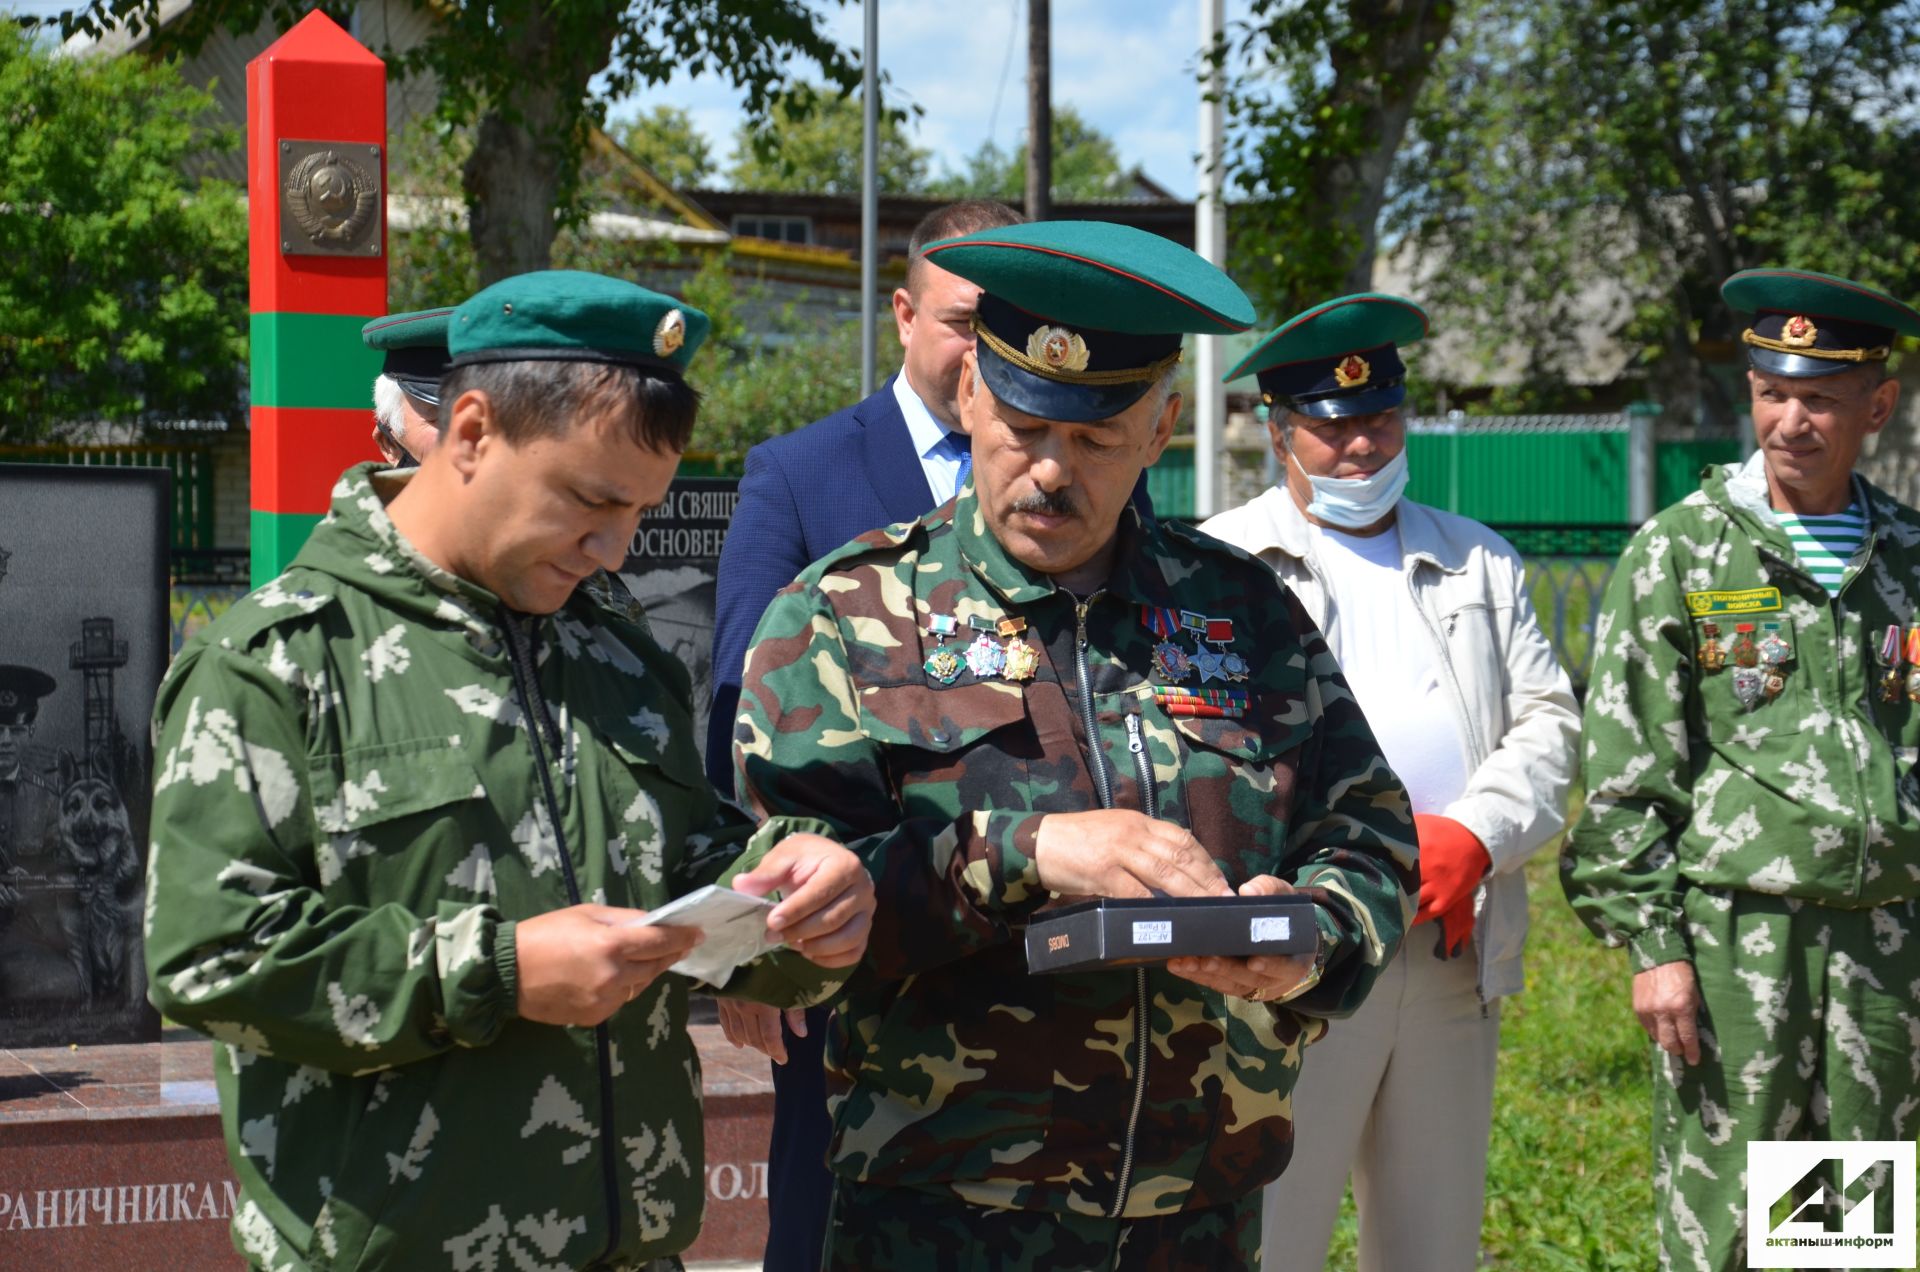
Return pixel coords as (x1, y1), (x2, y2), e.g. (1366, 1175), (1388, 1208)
(144, 270), (877, 1271)
(362, 306), (454, 467)
(1201, 294), (1578, 1272)
(732, 222), (1418, 1268)
(1564, 268), (1920, 1271)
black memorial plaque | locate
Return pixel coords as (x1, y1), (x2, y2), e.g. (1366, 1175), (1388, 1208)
(618, 477), (738, 759)
(0, 465), (167, 1046)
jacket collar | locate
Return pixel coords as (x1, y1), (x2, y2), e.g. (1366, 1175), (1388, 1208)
(1231, 484), (1467, 576)
(948, 477), (1182, 608)
(1716, 451), (1894, 547)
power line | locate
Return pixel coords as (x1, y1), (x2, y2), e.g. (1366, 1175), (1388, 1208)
(985, 0), (1020, 148)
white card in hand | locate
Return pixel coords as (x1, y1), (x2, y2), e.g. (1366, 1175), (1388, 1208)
(627, 884), (779, 986)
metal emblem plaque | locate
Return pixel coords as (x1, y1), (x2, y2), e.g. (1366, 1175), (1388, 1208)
(277, 139), (383, 257)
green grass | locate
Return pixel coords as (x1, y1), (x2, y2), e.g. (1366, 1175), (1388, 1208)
(1318, 847), (1658, 1270)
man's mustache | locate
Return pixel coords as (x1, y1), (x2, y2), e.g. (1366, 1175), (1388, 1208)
(1009, 489), (1079, 519)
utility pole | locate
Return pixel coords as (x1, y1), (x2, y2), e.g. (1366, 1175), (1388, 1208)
(859, 0), (879, 397)
(1194, 0), (1227, 517)
(1025, 0), (1051, 221)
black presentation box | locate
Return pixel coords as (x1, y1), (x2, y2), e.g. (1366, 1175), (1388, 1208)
(1025, 895), (1319, 974)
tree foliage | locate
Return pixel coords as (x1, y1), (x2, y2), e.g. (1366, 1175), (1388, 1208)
(0, 24), (245, 439)
(56, 0), (861, 284)
(1393, 0), (1920, 424)
(616, 104), (716, 188)
(1219, 0), (1456, 322)
(727, 83), (930, 194)
(929, 105), (1132, 201)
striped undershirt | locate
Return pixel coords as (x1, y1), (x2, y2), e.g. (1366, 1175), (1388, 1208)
(1774, 503), (1866, 596)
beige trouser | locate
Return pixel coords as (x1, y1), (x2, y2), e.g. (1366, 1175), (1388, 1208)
(1262, 934), (1502, 1272)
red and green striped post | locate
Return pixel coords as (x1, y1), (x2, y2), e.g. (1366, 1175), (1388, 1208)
(246, 12), (387, 588)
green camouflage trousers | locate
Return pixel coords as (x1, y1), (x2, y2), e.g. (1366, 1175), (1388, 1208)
(1655, 887), (1920, 1272)
(820, 1178), (1262, 1271)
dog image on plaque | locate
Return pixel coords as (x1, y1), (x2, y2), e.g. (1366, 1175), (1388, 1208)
(0, 465), (167, 1046)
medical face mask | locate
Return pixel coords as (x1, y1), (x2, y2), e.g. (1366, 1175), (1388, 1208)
(1288, 443), (1409, 530)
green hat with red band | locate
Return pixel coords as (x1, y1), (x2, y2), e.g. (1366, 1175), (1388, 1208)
(1722, 268), (1920, 379)
(362, 307), (454, 406)
(921, 220), (1255, 422)
(1226, 292), (1430, 420)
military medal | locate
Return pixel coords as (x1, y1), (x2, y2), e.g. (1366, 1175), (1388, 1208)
(1732, 665), (1765, 711)
(967, 614), (997, 632)
(998, 617), (1027, 638)
(1698, 622), (1726, 672)
(964, 633), (1006, 679)
(924, 649), (963, 685)
(1764, 670), (1786, 701)
(1878, 625), (1904, 703)
(1730, 623), (1759, 668)
(1192, 646), (1228, 684)
(927, 613), (958, 638)
(1220, 650), (1250, 681)
(1906, 627), (1920, 704)
(1003, 638), (1039, 682)
(1153, 640), (1193, 683)
(1758, 622), (1792, 667)
(1180, 610), (1209, 635)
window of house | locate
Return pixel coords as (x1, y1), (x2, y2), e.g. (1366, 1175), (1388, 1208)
(732, 215), (812, 245)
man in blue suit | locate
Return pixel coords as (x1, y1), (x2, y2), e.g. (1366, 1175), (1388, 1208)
(705, 198), (1023, 1272)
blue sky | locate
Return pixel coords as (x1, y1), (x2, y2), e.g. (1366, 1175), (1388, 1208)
(630, 0), (1254, 198)
(11, 0), (1252, 199)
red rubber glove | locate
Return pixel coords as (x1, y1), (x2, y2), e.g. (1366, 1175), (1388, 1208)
(1411, 813), (1490, 959)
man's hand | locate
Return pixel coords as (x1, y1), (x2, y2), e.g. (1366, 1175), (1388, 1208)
(733, 833), (874, 969)
(1633, 961), (1703, 1064)
(1167, 875), (1321, 1003)
(515, 904), (704, 1027)
(716, 1000), (808, 1064)
(1034, 810), (1233, 899)
(1411, 814), (1491, 958)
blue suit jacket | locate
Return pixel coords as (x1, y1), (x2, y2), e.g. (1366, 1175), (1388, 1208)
(705, 377), (936, 788)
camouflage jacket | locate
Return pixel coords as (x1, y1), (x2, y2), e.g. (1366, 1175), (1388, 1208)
(733, 482), (1417, 1218)
(145, 464), (842, 1272)
(1566, 454), (1920, 970)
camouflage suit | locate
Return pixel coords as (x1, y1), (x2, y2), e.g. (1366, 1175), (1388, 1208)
(1565, 454), (1920, 1271)
(146, 464), (844, 1272)
(734, 482), (1419, 1268)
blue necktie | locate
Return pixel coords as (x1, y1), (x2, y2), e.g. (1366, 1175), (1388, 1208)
(944, 431), (972, 499)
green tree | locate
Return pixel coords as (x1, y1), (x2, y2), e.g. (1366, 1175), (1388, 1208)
(0, 24), (245, 439)
(1217, 0), (1457, 319)
(1392, 0), (1920, 425)
(931, 105), (1131, 200)
(616, 104), (715, 188)
(727, 83), (929, 193)
(58, 0), (861, 284)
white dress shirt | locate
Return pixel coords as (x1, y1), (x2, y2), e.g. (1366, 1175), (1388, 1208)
(892, 370), (968, 503)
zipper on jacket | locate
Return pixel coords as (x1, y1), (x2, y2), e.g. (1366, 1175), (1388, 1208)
(1111, 708), (1158, 1217)
(1124, 711), (1158, 820)
(501, 610), (626, 1264)
(1073, 596), (1148, 1218)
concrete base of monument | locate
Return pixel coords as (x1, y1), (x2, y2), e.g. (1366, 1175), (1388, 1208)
(0, 1024), (776, 1270)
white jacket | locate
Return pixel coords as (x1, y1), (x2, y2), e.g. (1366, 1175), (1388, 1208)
(1200, 487), (1580, 1000)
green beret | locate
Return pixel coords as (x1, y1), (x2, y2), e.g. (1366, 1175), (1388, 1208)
(920, 221), (1254, 422)
(362, 307), (454, 405)
(1225, 292), (1429, 419)
(448, 270), (710, 375)
(1722, 268), (1920, 379)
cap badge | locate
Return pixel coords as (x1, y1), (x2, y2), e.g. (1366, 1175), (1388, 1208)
(1781, 315), (1818, 348)
(1334, 354), (1372, 388)
(1027, 325), (1090, 373)
(653, 309), (687, 358)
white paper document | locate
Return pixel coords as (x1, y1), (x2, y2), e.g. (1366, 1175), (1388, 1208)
(627, 884), (780, 986)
